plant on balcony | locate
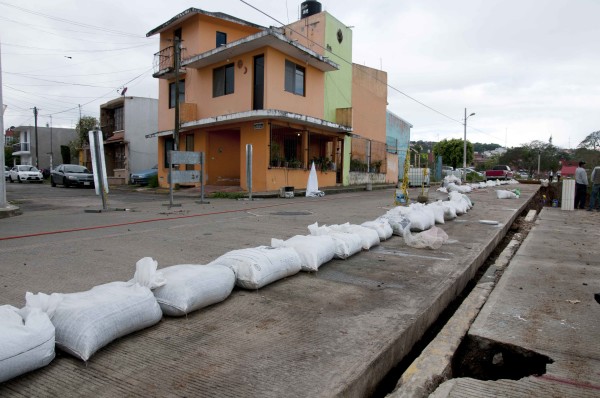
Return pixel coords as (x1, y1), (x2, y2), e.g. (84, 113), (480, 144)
(290, 159), (303, 169)
(370, 160), (383, 173)
(350, 158), (368, 172)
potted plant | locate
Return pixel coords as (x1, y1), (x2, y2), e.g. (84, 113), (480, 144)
(270, 142), (281, 167)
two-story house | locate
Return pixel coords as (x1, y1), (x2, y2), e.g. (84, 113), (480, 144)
(147, 2), (393, 192)
(10, 125), (76, 170)
(99, 96), (158, 184)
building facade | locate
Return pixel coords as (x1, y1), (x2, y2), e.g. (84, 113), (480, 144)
(10, 125), (76, 170)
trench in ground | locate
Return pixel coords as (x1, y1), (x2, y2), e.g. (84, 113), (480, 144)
(371, 188), (549, 397)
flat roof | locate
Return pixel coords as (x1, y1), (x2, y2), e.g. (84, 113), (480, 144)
(146, 109), (352, 138)
(183, 28), (339, 72)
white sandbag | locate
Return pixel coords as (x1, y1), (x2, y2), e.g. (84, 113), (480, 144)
(496, 189), (518, 199)
(381, 213), (411, 236)
(406, 207), (435, 232)
(426, 203), (445, 224)
(361, 219), (393, 241)
(486, 180), (498, 187)
(439, 201), (458, 220)
(449, 191), (471, 214)
(403, 225), (449, 250)
(152, 264), (235, 316)
(444, 175), (461, 185)
(447, 183), (473, 193)
(209, 246), (302, 289)
(307, 223), (363, 259)
(26, 282), (162, 361)
(329, 223), (380, 250)
(461, 193), (473, 209)
(133, 257), (166, 289)
(271, 235), (336, 271)
(0, 306), (55, 383)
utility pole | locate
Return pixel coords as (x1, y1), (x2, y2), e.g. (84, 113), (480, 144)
(173, 36), (181, 151)
(33, 106), (39, 168)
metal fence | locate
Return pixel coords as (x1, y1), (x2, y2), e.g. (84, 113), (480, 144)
(350, 137), (387, 173)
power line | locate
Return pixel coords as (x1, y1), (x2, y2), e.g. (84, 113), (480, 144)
(239, 0), (500, 141)
(2, 42), (154, 53)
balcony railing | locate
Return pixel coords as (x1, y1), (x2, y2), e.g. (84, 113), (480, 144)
(12, 142), (30, 153)
(153, 46), (187, 79)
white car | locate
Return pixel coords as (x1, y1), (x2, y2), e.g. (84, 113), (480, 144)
(9, 165), (44, 183)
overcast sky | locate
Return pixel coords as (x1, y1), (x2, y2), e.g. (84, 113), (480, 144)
(1, 0), (599, 149)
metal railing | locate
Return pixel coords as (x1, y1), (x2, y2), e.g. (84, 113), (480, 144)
(153, 46), (187, 75)
(12, 142), (30, 152)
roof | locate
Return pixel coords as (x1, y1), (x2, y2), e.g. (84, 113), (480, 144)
(145, 109), (352, 138)
(183, 28), (339, 72)
(105, 132), (125, 144)
(146, 8), (264, 37)
(561, 165), (577, 176)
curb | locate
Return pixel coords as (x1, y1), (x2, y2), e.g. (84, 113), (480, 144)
(0, 204), (22, 219)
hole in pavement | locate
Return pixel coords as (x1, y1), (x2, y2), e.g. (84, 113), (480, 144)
(451, 335), (553, 381)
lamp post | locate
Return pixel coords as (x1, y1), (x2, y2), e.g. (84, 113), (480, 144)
(462, 108), (476, 181)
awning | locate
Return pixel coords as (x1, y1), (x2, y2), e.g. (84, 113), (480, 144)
(105, 131), (125, 144)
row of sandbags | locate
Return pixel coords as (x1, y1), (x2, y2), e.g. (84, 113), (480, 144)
(0, 190), (476, 380)
(0, 219), (396, 378)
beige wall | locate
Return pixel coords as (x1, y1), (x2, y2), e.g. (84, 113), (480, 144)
(351, 64), (388, 143)
(284, 13), (326, 56)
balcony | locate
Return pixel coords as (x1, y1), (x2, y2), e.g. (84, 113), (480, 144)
(180, 103), (197, 124)
(152, 46), (188, 79)
(12, 142), (30, 154)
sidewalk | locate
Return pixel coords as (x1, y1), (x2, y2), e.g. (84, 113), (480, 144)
(430, 207), (600, 397)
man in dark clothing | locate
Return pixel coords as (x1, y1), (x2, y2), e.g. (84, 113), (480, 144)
(575, 161), (588, 209)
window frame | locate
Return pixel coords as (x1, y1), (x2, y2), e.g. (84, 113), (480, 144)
(216, 31), (227, 47)
(284, 60), (305, 96)
(213, 63), (235, 97)
(168, 79), (185, 109)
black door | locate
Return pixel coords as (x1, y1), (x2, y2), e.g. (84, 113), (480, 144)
(253, 55), (264, 110)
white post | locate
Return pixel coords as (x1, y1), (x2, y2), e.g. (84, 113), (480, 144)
(0, 39), (7, 208)
(463, 108), (467, 182)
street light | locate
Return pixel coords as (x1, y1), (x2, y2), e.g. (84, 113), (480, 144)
(463, 108), (476, 181)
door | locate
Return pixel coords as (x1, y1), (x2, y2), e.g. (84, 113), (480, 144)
(253, 54), (264, 110)
(185, 134), (195, 171)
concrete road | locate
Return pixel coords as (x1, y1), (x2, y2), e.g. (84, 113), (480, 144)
(1, 183), (538, 397)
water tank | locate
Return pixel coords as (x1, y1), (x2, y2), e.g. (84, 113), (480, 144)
(301, 0), (322, 19)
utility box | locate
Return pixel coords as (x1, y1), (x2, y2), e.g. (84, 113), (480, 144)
(279, 186), (295, 198)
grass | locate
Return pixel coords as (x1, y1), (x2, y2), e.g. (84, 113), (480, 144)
(209, 191), (246, 199)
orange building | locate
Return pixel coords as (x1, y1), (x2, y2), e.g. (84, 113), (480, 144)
(146, 4), (390, 192)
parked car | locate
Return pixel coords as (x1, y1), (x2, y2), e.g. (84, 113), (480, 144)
(4, 165), (9, 181)
(484, 165), (514, 180)
(456, 167), (484, 177)
(51, 164), (94, 188)
(130, 164), (158, 185)
(518, 169), (529, 179)
(8, 165), (44, 183)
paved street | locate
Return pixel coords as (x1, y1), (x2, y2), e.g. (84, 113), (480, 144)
(2, 182), (538, 396)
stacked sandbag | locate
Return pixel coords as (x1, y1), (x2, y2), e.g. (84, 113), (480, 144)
(307, 222), (363, 259)
(405, 204), (435, 232)
(425, 202), (445, 224)
(496, 189), (519, 199)
(209, 246), (302, 289)
(271, 235), (336, 272)
(0, 305), (55, 382)
(486, 180), (498, 187)
(403, 225), (449, 250)
(431, 200), (457, 221)
(25, 281), (162, 361)
(447, 183), (473, 194)
(361, 218), (393, 241)
(380, 212), (411, 236)
(328, 223), (380, 250)
(448, 191), (471, 215)
(151, 263), (236, 316)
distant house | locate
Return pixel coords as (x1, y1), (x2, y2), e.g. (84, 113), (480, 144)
(10, 125), (76, 169)
(559, 160), (578, 178)
(98, 96), (158, 184)
(386, 111), (412, 183)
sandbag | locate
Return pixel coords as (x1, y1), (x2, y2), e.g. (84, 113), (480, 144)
(152, 264), (236, 316)
(209, 246), (302, 289)
(361, 218), (393, 241)
(496, 189), (518, 199)
(380, 213), (411, 236)
(307, 223), (363, 259)
(26, 282), (162, 361)
(0, 306), (55, 383)
(439, 201), (458, 220)
(406, 207), (435, 232)
(403, 225), (449, 250)
(271, 235), (336, 272)
(426, 203), (445, 224)
(329, 223), (380, 250)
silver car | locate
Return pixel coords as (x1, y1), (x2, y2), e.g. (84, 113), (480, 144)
(51, 164), (94, 188)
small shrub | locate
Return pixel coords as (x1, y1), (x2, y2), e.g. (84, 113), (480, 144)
(148, 174), (159, 188)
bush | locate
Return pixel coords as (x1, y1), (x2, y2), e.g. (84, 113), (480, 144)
(148, 174), (159, 188)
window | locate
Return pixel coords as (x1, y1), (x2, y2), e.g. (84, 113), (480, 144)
(169, 80), (185, 109)
(164, 137), (174, 168)
(285, 60), (305, 96)
(213, 63), (234, 97)
(114, 106), (124, 131)
(216, 31), (227, 47)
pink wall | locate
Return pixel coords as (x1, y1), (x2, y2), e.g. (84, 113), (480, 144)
(351, 64), (387, 143)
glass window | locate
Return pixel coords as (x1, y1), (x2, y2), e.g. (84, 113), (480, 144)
(169, 80), (185, 109)
(114, 106), (124, 131)
(216, 31), (227, 47)
(284, 60), (305, 96)
(164, 137), (174, 168)
(213, 63), (235, 97)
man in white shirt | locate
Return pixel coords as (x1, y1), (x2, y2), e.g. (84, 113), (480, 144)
(575, 161), (588, 209)
(588, 164), (600, 211)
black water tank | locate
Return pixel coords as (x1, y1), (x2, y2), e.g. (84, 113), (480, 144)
(301, 0), (322, 19)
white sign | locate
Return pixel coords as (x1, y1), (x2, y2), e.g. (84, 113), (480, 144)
(88, 130), (109, 195)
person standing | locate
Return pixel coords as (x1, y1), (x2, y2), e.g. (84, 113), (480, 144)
(588, 164), (600, 211)
(548, 170), (554, 183)
(575, 161), (588, 209)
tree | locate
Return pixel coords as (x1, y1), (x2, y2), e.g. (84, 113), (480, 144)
(75, 116), (99, 147)
(433, 138), (473, 169)
(578, 131), (600, 150)
(473, 142), (501, 153)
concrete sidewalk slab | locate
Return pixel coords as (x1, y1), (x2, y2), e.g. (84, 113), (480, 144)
(0, 185), (539, 397)
(432, 208), (600, 397)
